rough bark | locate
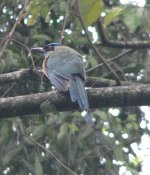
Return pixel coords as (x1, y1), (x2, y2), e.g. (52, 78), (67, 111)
(0, 85), (150, 119)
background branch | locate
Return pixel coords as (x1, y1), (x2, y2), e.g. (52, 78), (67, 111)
(12, 39), (36, 68)
(75, 0), (121, 85)
(0, 69), (138, 88)
(59, 0), (70, 43)
(86, 49), (134, 73)
(97, 18), (150, 49)
(23, 135), (77, 175)
(0, 11), (27, 58)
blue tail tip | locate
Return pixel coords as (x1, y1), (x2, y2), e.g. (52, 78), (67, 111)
(81, 111), (94, 126)
(85, 114), (94, 126)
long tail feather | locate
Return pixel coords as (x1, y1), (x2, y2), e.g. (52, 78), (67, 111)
(69, 78), (83, 108)
(69, 75), (93, 125)
(85, 113), (94, 126)
(69, 79), (77, 102)
(75, 76), (89, 111)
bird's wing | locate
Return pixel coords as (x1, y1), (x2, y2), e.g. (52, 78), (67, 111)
(45, 47), (85, 91)
(46, 69), (69, 91)
(46, 51), (86, 80)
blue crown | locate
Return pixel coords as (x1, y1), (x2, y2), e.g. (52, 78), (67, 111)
(46, 43), (63, 47)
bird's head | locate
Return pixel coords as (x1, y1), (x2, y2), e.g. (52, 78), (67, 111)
(31, 43), (63, 54)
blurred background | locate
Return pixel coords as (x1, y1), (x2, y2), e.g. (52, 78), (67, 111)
(0, 0), (150, 174)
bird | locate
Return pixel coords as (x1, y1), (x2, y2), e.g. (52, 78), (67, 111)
(31, 43), (93, 125)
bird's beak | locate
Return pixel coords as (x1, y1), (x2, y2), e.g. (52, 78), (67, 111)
(31, 47), (45, 53)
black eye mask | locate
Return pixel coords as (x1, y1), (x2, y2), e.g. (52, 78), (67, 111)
(43, 45), (55, 52)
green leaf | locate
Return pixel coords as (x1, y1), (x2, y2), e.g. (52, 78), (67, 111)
(27, 15), (38, 26)
(80, 0), (104, 26)
(104, 7), (124, 26)
(0, 123), (9, 138)
(0, 123), (9, 145)
(99, 132), (115, 149)
(86, 55), (98, 68)
(142, 7), (150, 30)
(26, 0), (51, 25)
(31, 34), (51, 41)
(131, 156), (142, 167)
(47, 116), (58, 125)
(40, 5), (49, 17)
(3, 146), (22, 164)
(77, 126), (93, 141)
(114, 146), (124, 161)
(68, 123), (79, 133)
(22, 159), (34, 173)
(35, 155), (43, 175)
(94, 110), (108, 121)
(32, 124), (46, 140)
(123, 6), (143, 32)
(57, 123), (68, 140)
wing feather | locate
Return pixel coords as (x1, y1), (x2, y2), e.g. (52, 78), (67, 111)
(46, 50), (86, 80)
(47, 70), (69, 91)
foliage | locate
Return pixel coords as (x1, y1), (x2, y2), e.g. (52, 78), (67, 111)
(80, 0), (104, 26)
(0, 0), (150, 175)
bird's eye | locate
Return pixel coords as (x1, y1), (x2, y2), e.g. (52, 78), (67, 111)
(48, 46), (54, 51)
(44, 45), (54, 51)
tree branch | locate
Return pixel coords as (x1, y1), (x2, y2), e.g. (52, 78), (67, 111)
(0, 11), (27, 58)
(1, 85), (150, 118)
(0, 69), (137, 88)
(97, 18), (150, 49)
(59, 0), (70, 43)
(0, 69), (41, 84)
(86, 49), (134, 73)
(12, 39), (36, 69)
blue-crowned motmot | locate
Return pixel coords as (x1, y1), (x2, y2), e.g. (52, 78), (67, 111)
(31, 43), (93, 125)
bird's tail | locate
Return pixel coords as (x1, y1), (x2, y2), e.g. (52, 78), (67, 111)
(69, 76), (93, 125)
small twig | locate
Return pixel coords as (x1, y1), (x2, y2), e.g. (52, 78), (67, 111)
(109, 61), (128, 81)
(0, 11), (27, 59)
(86, 49), (134, 73)
(0, 2), (4, 9)
(1, 82), (16, 97)
(59, 0), (70, 43)
(102, 63), (139, 79)
(0, 36), (8, 48)
(22, 0), (29, 11)
(75, 0), (121, 85)
(22, 135), (77, 175)
(12, 39), (36, 69)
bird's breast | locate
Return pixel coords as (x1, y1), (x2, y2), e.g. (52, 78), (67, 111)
(42, 57), (48, 76)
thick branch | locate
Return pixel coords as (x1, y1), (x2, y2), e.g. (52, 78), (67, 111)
(0, 69), (137, 88)
(97, 18), (150, 49)
(0, 69), (40, 84)
(1, 85), (150, 118)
